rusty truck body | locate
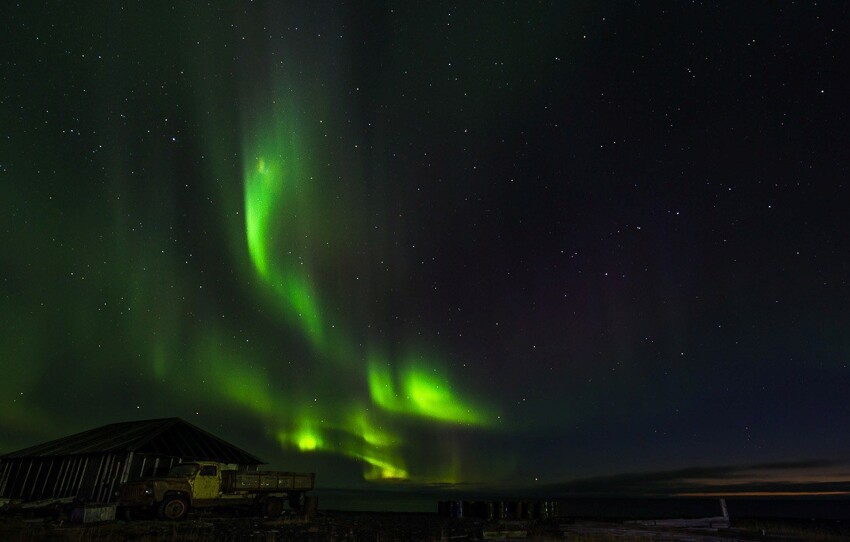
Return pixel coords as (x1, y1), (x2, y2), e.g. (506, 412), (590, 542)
(117, 461), (314, 520)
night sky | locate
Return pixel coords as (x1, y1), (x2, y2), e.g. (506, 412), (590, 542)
(3, 1), (850, 495)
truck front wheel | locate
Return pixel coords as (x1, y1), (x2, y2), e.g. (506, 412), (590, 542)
(262, 497), (283, 518)
(158, 495), (189, 521)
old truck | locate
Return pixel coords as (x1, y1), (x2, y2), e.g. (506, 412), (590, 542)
(117, 461), (315, 520)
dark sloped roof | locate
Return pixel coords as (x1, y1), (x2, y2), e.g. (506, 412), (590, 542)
(1, 418), (264, 464)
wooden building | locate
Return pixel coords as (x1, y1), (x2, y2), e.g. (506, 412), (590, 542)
(0, 418), (263, 503)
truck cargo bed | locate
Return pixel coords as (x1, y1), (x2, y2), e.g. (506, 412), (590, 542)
(222, 471), (315, 493)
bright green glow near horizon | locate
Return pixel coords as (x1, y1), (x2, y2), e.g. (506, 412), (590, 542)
(295, 428), (321, 451)
(275, 420), (409, 481)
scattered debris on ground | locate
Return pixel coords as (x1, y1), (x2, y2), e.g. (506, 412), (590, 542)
(0, 510), (847, 541)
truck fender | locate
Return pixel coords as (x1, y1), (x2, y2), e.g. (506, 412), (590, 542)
(155, 487), (192, 506)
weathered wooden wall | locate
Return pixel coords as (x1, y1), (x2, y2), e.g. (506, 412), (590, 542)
(0, 452), (183, 503)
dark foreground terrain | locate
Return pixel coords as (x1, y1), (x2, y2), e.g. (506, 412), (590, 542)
(1, 511), (849, 542)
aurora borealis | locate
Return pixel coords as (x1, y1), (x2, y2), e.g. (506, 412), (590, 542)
(3, 1), (850, 497)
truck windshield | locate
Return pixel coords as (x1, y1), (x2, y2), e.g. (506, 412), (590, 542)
(168, 464), (199, 478)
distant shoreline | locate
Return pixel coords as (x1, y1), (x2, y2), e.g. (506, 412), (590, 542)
(311, 490), (850, 519)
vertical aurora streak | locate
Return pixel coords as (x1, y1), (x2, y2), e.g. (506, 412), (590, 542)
(245, 157), (276, 280)
(238, 86), (496, 481)
(242, 109), (325, 345)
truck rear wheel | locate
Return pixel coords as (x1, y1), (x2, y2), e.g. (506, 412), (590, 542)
(158, 495), (189, 521)
(262, 497), (283, 518)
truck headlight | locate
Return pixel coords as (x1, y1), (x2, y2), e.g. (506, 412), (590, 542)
(144, 487), (153, 495)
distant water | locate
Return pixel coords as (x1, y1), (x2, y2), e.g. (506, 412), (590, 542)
(313, 489), (440, 513)
(312, 490), (850, 520)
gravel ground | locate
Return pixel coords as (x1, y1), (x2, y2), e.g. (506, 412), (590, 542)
(1, 511), (847, 541)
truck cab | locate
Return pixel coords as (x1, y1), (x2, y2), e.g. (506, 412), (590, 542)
(171, 462), (224, 500)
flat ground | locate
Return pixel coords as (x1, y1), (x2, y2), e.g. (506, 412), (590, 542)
(0, 511), (848, 541)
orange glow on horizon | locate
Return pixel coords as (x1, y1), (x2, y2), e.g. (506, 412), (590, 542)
(677, 491), (850, 497)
